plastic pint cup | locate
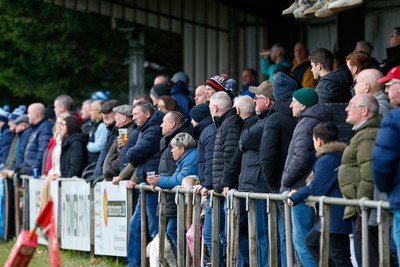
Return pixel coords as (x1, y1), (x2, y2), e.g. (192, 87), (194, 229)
(32, 168), (39, 179)
(118, 128), (128, 144)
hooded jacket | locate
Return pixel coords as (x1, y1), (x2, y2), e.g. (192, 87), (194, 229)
(338, 114), (381, 220)
(60, 133), (89, 177)
(170, 81), (193, 119)
(280, 103), (331, 193)
(290, 142), (352, 234)
(126, 110), (164, 183)
(260, 92), (297, 193)
(315, 65), (353, 103)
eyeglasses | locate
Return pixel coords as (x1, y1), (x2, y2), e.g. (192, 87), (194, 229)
(385, 81), (400, 87)
(254, 96), (267, 101)
(56, 122), (66, 126)
(347, 105), (365, 109)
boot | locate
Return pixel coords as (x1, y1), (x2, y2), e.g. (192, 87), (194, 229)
(294, 0), (317, 19)
(304, 0), (328, 16)
(328, 0), (363, 12)
(282, 0), (299, 17)
(315, 0), (336, 18)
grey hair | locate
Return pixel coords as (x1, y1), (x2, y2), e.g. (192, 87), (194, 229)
(55, 95), (74, 111)
(210, 91), (232, 111)
(233, 95), (255, 116)
(358, 93), (379, 114)
(132, 100), (154, 115)
(170, 133), (196, 151)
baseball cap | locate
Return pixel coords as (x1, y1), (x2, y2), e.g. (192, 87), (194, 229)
(377, 66), (400, 84)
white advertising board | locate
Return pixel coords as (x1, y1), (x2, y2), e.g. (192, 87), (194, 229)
(28, 178), (59, 245)
(94, 181), (128, 256)
(60, 179), (90, 251)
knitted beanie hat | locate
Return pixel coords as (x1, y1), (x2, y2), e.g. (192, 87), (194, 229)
(293, 88), (319, 107)
(190, 103), (210, 123)
(205, 74), (228, 92)
(273, 72), (298, 101)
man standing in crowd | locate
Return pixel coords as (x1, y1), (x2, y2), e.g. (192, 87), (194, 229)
(283, 88), (330, 267)
(80, 99), (92, 133)
(261, 43), (292, 81)
(309, 48), (352, 103)
(240, 68), (259, 97)
(194, 85), (207, 105)
(291, 42), (317, 88)
(260, 72), (299, 266)
(354, 68), (393, 115)
(381, 27), (400, 75)
(373, 65), (400, 261)
(125, 100), (164, 267)
(338, 93), (380, 266)
(18, 103), (53, 176)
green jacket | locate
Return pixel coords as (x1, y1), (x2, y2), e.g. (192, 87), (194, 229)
(338, 114), (381, 220)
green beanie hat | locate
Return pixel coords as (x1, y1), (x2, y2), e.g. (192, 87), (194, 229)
(293, 88), (319, 107)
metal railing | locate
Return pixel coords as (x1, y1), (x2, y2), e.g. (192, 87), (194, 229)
(135, 184), (392, 267)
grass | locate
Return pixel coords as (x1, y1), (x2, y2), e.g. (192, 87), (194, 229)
(0, 239), (125, 266)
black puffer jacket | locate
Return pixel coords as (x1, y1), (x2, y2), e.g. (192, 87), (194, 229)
(280, 103), (331, 193)
(237, 112), (270, 193)
(382, 44), (400, 75)
(60, 133), (89, 178)
(218, 115), (258, 192)
(260, 93), (297, 193)
(212, 108), (243, 193)
(158, 119), (193, 217)
(315, 65), (352, 104)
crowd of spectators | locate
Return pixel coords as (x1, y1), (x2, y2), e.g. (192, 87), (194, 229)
(1, 27), (400, 267)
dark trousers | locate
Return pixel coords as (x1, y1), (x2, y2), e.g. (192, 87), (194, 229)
(305, 227), (353, 267)
(353, 214), (380, 267)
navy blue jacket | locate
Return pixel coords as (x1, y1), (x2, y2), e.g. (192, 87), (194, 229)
(20, 119), (53, 175)
(373, 108), (400, 209)
(280, 103), (331, 193)
(194, 116), (216, 189)
(15, 127), (33, 170)
(126, 110), (164, 183)
(119, 123), (139, 172)
(290, 142), (352, 234)
(171, 81), (193, 119)
(0, 125), (12, 166)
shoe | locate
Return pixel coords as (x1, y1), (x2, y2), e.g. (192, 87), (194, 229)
(328, 0), (363, 12)
(294, 0), (317, 19)
(315, 0), (336, 17)
(282, 1), (299, 17)
(304, 0), (327, 16)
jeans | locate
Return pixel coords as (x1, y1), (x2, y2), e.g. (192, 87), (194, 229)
(255, 199), (269, 267)
(127, 191), (159, 267)
(224, 198), (249, 267)
(166, 217), (178, 253)
(305, 227), (352, 266)
(203, 196), (225, 267)
(394, 210), (400, 263)
(277, 208), (287, 267)
(291, 202), (317, 267)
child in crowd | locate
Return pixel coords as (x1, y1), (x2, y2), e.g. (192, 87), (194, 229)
(288, 121), (353, 266)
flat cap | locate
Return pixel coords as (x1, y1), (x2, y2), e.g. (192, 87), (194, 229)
(113, 104), (133, 117)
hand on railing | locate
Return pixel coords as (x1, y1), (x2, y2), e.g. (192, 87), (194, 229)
(112, 176), (122, 185)
(222, 187), (230, 197)
(126, 180), (137, 189)
(287, 189), (297, 206)
(193, 185), (202, 194)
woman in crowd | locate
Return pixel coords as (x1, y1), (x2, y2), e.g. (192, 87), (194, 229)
(157, 95), (178, 113)
(60, 116), (89, 177)
(87, 100), (107, 164)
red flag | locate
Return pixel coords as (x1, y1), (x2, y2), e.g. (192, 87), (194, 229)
(36, 198), (60, 267)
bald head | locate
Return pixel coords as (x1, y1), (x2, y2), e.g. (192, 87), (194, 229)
(354, 69), (384, 95)
(27, 103), (46, 125)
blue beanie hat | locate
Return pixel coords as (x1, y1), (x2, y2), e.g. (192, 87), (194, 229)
(9, 105), (27, 121)
(273, 72), (298, 101)
(0, 105), (10, 122)
(293, 88), (319, 107)
(190, 103), (210, 123)
(91, 90), (110, 101)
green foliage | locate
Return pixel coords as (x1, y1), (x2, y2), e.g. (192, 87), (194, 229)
(0, 0), (129, 105)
